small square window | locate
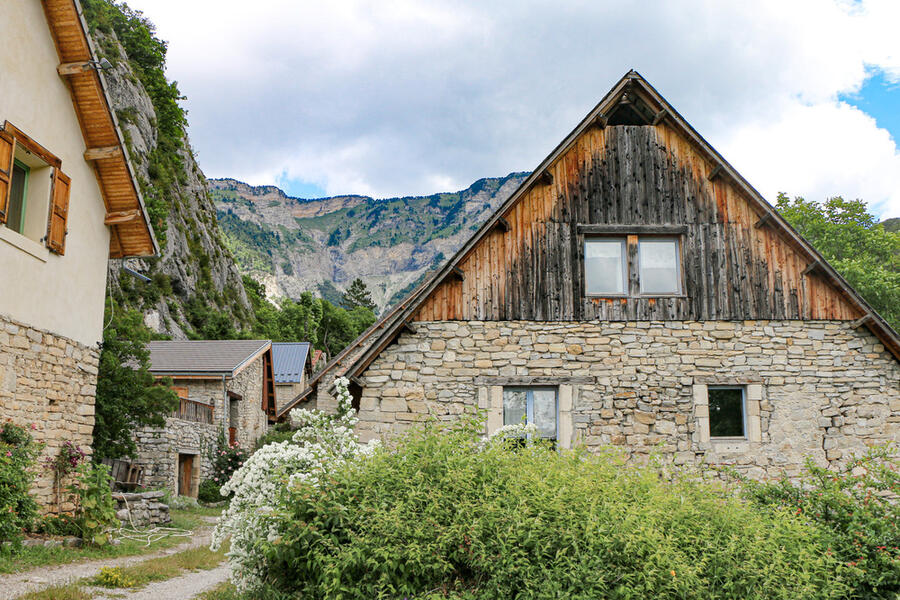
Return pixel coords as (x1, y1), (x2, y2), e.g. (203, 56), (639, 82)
(503, 387), (557, 439)
(639, 238), (680, 295)
(709, 387), (745, 438)
(585, 239), (626, 295)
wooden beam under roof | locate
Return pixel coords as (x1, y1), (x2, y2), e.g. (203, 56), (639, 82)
(104, 209), (142, 225)
(494, 216), (511, 233)
(84, 145), (122, 161)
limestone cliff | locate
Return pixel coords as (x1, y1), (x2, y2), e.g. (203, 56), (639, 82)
(83, 3), (252, 338)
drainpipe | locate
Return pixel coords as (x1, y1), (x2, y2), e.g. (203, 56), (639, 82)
(222, 375), (229, 439)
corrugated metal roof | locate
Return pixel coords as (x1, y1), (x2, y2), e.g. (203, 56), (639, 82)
(147, 340), (271, 376)
(272, 342), (311, 383)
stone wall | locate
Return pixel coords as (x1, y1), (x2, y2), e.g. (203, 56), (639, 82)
(342, 320), (900, 479)
(132, 357), (269, 497)
(132, 416), (218, 494)
(0, 312), (99, 512)
(113, 490), (170, 527)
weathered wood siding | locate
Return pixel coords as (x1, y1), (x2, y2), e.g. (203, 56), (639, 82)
(413, 124), (861, 322)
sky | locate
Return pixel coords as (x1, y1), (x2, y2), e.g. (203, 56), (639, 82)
(125, 0), (900, 219)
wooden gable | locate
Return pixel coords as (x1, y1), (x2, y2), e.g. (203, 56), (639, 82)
(412, 119), (862, 323)
(300, 71), (900, 386)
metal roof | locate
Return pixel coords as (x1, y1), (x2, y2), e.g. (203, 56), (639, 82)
(272, 342), (311, 383)
(147, 340), (271, 376)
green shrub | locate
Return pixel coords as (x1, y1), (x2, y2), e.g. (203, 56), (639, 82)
(208, 434), (246, 492)
(253, 422), (296, 451)
(0, 422), (41, 544)
(92, 566), (136, 588)
(743, 445), (900, 597)
(258, 420), (849, 599)
(67, 462), (119, 546)
(197, 479), (224, 504)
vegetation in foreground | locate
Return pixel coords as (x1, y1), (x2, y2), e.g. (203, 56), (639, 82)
(213, 413), (900, 599)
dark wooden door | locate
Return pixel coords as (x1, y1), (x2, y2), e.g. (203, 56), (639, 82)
(178, 454), (193, 496)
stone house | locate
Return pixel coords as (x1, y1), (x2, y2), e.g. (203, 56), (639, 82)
(0, 0), (157, 508)
(133, 340), (275, 497)
(272, 342), (312, 409)
(282, 71), (900, 480)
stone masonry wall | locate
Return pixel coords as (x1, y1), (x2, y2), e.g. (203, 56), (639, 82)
(0, 313), (99, 512)
(229, 358), (267, 448)
(344, 320), (900, 479)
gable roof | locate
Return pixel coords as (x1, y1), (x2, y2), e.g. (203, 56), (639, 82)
(148, 340), (271, 377)
(272, 342), (311, 383)
(281, 70), (900, 413)
(41, 0), (157, 258)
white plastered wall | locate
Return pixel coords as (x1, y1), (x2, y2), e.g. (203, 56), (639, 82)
(0, 1), (111, 347)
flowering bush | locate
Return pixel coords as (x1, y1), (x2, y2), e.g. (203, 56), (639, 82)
(0, 421), (41, 544)
(255, 417), (850, 599)
(212, 377), (378, 592)
(66, 461), (119, 545)
(208, 434), (247, 493)
(44, 441), (86, 509)
(743, 445), (900, 597)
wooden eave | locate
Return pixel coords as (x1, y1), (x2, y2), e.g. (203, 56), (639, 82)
(332, 70), (900, 376)
(41, 0), (158, 258)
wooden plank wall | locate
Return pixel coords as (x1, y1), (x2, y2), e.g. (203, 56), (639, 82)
(413, 124), (861, 323)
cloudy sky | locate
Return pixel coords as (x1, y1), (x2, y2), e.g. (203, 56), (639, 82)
(125, 0), (900, 218)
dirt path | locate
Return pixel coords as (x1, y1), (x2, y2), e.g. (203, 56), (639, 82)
(86, 564), (231, 600)
(2, 519), (221, 600)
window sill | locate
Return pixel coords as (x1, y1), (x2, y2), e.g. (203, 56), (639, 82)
(0, 226), (48, 262)
(710, 436), (748, 443)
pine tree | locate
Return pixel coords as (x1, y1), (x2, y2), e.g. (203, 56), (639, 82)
(342, 278), (377, 312)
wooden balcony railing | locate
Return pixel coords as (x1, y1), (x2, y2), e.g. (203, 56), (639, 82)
(175, 398), (214, 424)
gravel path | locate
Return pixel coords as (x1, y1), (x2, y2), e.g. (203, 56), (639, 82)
(2, 519), (220, 600)
(87, 564), (231, 600)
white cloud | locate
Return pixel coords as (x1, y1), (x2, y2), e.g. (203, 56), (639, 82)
(127, 0), (900, 216)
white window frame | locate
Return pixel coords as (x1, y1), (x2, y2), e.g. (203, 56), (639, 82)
(637, 236), (682, 296)
(584, 237), (627, 297)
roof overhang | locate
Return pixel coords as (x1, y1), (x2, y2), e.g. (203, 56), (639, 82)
(42, 0), (158, 258)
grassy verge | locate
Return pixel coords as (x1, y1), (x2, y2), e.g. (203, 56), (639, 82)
(90, 542), (228, 589)
(15, 584), (92, 600)
(197, 581), (240, 599)
(0, 506), (221, 575)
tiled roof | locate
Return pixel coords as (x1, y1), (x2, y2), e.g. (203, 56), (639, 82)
(147, 340), (270, 376)
(272, 342), (311, 383)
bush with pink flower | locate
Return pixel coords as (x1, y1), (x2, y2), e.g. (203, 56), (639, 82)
(206, 433), (247, 498)
(0, 421), (41, 545)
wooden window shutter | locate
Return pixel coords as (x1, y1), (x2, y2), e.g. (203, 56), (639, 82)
(46, 168), (71, 254)
(0, 130), (14, 225)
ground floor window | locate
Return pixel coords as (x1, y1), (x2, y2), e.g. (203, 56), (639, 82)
(708, 386), (745, 438)
(503, 387), (558, 440)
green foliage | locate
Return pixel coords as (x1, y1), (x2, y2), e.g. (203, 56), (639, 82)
(66, 462), (119, 546)
(776, 194), (900, 330)
(92, 566), (137, 588)
(342, 277), (377, 311)
(216, 211), (280, 273)
(208, 434), (247, 492)
(252, 422), (296, 451)
(241, 276), (375, 357)
(197, 479), (225, 504)
(258, 420), (848, 599)
(0, 422), (40, 544)
(94, 300), (179, 460)
(743, 445), (900, 597)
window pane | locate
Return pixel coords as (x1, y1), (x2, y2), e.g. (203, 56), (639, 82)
(8, 163), (27, 234)
(503, 389), (527, 427)
(709, 388), (744, 437)
(585, 239), (625, 295)
(532, 389), (557, 439)
(639, 238), (679, 294)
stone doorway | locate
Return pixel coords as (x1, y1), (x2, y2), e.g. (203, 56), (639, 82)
(177, 452), (198, 497)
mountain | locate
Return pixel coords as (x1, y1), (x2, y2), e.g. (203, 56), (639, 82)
(83, 1), (252, 339)
(883, 218), (900, 234)
(210, 174), (529, 310)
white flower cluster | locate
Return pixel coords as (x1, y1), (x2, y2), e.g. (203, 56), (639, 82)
(487, 422), (539, 445)
(212, 376), (377, 592)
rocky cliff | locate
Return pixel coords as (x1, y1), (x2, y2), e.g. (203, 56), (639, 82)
(210, 174), (529, 310)
(83, 2), (252, 338)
